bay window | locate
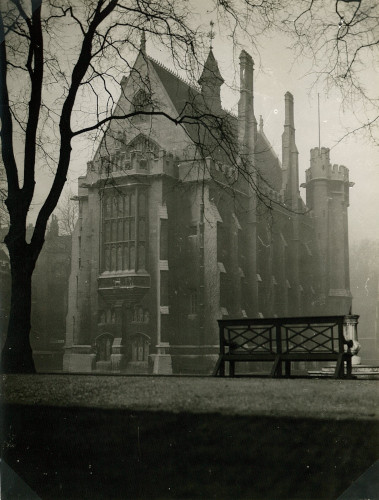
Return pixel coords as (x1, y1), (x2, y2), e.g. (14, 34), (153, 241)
(102, 187), (147, 272)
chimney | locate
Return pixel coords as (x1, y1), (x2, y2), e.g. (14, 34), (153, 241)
(238, 50), (257, 165)
(281, 91), (299, 209)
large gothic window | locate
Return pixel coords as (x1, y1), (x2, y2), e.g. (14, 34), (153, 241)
(102, 188), (147, 272)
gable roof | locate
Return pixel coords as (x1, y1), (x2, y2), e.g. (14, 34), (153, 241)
(148, 56), (200, 117)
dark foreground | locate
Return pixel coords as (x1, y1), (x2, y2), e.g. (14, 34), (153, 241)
(2, 375), (378, 499)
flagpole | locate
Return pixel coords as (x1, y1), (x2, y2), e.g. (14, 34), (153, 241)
(318, 93), (321, 151)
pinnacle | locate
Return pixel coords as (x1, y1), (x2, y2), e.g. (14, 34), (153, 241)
(198, 49), (224, 86)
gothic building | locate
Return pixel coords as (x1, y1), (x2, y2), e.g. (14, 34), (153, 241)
(63, 40), (353, 374)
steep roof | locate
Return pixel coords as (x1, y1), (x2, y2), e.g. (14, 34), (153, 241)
(255, 131), (283, 192)
(148, 57), (200, 117)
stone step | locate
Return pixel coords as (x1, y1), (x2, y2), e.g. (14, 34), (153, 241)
(321, 365), (379, 374)
(309, 365), (379, 379)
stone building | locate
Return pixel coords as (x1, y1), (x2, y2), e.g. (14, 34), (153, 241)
(63, 41), (353, 374)
(31, 216), (72, 371)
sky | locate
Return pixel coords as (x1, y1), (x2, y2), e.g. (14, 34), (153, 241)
(24, 1), (379, 244)
(203, 25), (379, 244)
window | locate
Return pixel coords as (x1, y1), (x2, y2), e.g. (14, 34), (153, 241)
(95, 334), (114, 362)
(132, 305), (149, 323)
(160, 219), (168, 260)
(102, 188), (147, 271)
(131, 334), (150, 362)
(131, 90), (152, 122)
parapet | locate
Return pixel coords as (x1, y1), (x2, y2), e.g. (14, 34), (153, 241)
(330, 164), (349, 182)
(307, 147), (349, 183)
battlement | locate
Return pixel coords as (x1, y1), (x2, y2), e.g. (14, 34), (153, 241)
(306, 147), (349, 183)
(330, 163), (349, 182)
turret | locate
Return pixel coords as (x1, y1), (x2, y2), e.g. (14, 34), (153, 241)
(281, 92), (299, 210)
(198, 49), (224, 114)
(304, 147), (353, 314)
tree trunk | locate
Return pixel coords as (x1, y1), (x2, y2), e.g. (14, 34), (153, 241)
(1, 249), (36, 373)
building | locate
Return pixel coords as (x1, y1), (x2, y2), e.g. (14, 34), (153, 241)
(31, 216), (72, 371)
(63, 40), (353, 374)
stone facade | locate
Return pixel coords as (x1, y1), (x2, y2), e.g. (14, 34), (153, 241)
(64, 44), (353, 374)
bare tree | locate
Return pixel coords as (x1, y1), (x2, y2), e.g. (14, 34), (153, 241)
(0, 158), (9, 228)
(281, 0), (379, 144)
(55, 187), (78, 236)
(0, 0), (288, 373)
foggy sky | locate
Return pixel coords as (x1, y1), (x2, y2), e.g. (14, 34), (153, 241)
(26, 6), (378, 244)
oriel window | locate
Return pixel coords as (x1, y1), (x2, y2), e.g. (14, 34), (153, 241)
(102, 188), (148, 272)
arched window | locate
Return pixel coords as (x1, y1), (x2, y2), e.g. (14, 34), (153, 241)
(95, 334), (114, 362)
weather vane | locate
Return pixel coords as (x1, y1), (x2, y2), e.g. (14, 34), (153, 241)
(207, 20), (215, 49)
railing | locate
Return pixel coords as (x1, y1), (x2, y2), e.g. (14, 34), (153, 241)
(213, 316), (353, 378)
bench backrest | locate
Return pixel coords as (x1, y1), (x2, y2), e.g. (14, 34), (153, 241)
(218, 316), (346, 355)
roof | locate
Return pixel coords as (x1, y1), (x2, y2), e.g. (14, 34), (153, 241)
(255, 131), (283, 192)
(146, 52), (283, 191)
(148, 57), (200, 117)
(198, 49), (224, 85)
(149, 55), (237, 162)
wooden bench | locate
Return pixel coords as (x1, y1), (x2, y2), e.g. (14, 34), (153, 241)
(212, 316), (353, 378)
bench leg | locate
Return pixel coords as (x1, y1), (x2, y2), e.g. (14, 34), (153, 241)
(271, 355), (282, 378)
(212, 356), (223, 377)
(346, 356), (353, 378)
(334, 354), (344, 379)
(219, 359), (225, 377)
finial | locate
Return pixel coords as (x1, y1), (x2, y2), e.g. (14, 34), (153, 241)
(207, 21), (215, 50)
(140, 29), (146, 53)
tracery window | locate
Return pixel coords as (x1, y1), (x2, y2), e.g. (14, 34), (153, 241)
(131, 334), (150, 362)
(102, 188), (147, 272)
(95, 334), (114, 362)
(132, 305), (150, 323)
(131, 89), (152, 122)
